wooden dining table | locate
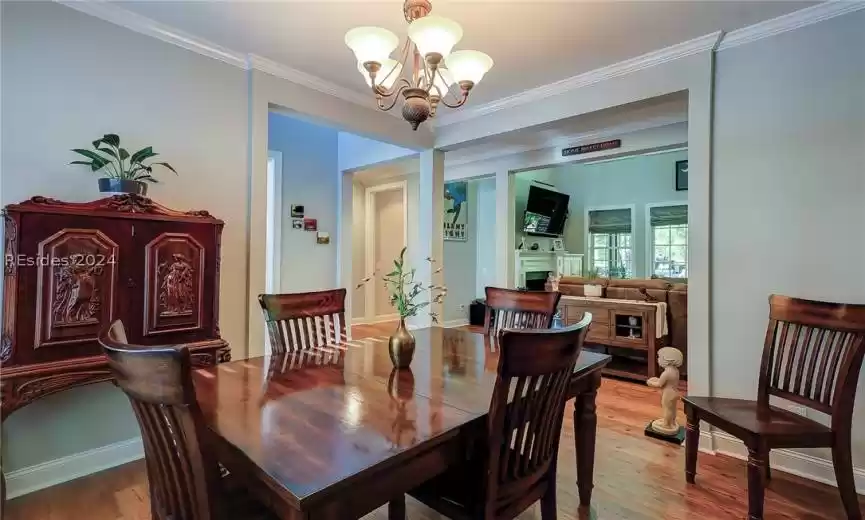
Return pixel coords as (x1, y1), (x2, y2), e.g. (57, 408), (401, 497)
(193, 327), (611, 520)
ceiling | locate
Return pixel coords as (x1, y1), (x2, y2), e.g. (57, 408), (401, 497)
(116, 1), (813, 106)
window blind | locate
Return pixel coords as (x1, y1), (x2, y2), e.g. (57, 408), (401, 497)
(588, 208), (632, 234)
(649, 205), (688, 227)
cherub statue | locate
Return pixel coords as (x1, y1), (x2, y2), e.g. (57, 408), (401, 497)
(646, 347), (684, 438)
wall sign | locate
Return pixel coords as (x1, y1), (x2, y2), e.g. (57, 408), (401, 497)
(561, 139), (621, 157)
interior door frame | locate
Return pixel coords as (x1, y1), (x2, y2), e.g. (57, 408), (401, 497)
(265, 150), (283, 294)
(364, 180), (408, 321)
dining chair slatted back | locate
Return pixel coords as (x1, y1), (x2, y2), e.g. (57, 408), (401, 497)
(99, 320), (220, 520)
(758, 294), (865, 421)
(484, 314), (591, 518)
(484, 287), (561, 335)
(258, 289), (348, 354)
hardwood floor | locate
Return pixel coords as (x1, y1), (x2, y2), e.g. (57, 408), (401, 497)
(5, 322), (861, 519)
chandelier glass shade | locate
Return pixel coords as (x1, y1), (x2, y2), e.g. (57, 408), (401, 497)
(345, 0), (493, 130)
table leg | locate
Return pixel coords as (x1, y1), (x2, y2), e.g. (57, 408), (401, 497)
(573, 372), (601, 507)
(388, 495), (406, 520)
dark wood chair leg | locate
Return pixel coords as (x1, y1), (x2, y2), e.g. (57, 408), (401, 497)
(541, 456), (558, 520)
(747, 448), (766, 520)
(831, 438), (862, 520)
(764, 451), (771, 482)
(685, 406), (699, 484)
(388, 495), (406, 520)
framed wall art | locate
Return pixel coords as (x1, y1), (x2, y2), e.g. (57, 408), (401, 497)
(444, 181), (467, 241)
(675, 160), (688, 191)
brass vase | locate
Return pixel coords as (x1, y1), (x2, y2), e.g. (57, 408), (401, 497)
(388, 318), (415, 369)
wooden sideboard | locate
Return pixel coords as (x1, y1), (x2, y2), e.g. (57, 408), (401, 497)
(558, 296), (666, 381)
(1, 194), (229, 415)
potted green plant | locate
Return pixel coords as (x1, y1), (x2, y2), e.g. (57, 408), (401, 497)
(70, 134), (177, 196)
(356, 247), (447, 368)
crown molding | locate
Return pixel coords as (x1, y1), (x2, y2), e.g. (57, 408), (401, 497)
(56, 0), (248, 68)
(245, 54), (379, 111)
(717, 0), (865, 51)
(437, 1), (865, 127)
(56, 0), (863, 129)
(434, 31), (722, 128)
(54, 0), (391, 114)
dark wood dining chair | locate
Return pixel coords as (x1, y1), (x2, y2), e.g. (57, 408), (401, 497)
(258, 288), (348, 354)
(98, 320), (277, 520)
(484, 286), (561, 335)
(684, 295), (865, 520)
(404, 313), (592, 520)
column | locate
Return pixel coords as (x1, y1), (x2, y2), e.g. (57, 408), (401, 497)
(410, 149), (445, 328)
(495, 169), (515, 289)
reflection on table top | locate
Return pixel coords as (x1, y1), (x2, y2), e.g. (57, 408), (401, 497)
(192, 327), (609, 507)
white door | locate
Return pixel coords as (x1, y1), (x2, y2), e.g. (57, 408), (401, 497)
(372, 189), (405, 318)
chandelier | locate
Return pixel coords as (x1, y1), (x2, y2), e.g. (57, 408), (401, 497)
(345, 0), (493, 131)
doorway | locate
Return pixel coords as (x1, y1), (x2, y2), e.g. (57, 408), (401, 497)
(364, 181), (407, 321)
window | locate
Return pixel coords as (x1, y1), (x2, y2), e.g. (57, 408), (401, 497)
(649, 205), (688, 279)
(588, 208), (633, 278)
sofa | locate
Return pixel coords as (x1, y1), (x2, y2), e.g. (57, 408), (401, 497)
(552, 276), (688, 373)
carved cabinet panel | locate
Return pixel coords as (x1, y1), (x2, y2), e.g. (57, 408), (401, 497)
(12, 216), (130, 365)
(36, 229), (120, 349)
(144, 233), (204, 335)
(129, 221), (218, 345)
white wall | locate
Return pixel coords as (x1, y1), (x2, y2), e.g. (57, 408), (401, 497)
(442, 181), (478, 323)
(268, 112), (339, 292)
(475, 178), (497, 298)
(712, 10), (865, 469)
(1, 1), (248, 475)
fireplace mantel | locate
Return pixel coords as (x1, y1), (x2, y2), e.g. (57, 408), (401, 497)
(514, 250), (583, 289)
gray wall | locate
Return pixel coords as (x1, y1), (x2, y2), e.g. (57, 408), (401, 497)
(515, 150), (688, 277)
(443, 181), (478, 322)
(1, 1), (249, 474)
(712, 11), (865, 467)
(268, 112), (339, 293)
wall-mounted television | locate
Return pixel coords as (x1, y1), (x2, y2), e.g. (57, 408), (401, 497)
(522, 184), (570, 237)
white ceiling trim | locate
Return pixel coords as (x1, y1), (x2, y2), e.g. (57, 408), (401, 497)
(435, 1), (864, 127)
(56, 1), (861, 130)
(246, 55), (378, 109)
(56, 0), (248, 69)
(717, 0), (865, 51)
(55, 0), (389, 114)
(433, 31), (723, 128)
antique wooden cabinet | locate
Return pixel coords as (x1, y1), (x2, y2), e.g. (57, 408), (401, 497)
(1, 194), (229, 419)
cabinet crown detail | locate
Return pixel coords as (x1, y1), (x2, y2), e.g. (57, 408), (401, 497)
(8, 194), (222, 223)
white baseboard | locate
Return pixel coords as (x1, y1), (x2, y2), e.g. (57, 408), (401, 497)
(442, 319), (470, 328)
(699, 429), (864, 495)
(353, 314), (399, 325)
(6, 437), (144, 499)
